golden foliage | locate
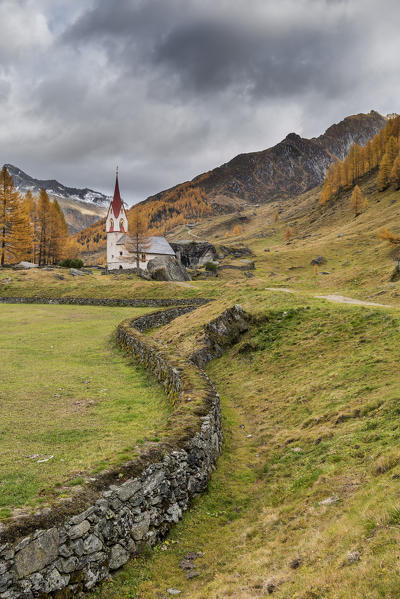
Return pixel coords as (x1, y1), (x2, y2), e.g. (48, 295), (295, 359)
(0, 166), (32, 265)
(0, 166), (71, 266)
(285, 226), (293, 240)
(378, 227), (400, 245)
(232, 224), (243, 235)
(320, 116), (400, 204)
(350, 185), (365, 217)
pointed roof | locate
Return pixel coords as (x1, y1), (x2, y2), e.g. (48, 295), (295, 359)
(110, 171), (123, 219)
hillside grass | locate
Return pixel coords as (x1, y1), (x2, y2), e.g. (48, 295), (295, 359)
(90, 298), (400, 599)
(0, 268), (219, 300)
(0, 304), (170, 516)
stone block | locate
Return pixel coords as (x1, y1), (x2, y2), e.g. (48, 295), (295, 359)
(15, 529), (59, 577)
(68, 520), (90, 540)
(109, 545), (130, 570)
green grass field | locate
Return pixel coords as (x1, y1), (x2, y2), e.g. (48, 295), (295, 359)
(0, 304), (170, 516)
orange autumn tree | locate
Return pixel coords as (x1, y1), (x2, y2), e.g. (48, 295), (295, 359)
(350, 185), (365, 217)
(232, 224), (243, 235)
(0, 166), (32, 265)
(285, 226), (293, 240)
(378, 227), (400, 245)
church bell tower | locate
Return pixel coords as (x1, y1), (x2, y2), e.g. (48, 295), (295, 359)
(106, 168), (129, 269)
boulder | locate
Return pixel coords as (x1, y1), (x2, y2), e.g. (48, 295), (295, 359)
(70, 268), (86, 276)
(147, 256), (191, 282)
(170, 241), (217, 268)
(13, 261), (38, 270)
(311, 256), (326, 265)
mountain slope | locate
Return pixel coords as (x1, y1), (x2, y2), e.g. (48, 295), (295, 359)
(146, 110), (386, 207)
(4, 164), (109, 233)
(74, 110), (388, 262)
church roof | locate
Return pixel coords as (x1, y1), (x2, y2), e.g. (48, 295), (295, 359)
(147, 236), (175, 255)
(110, 173), (123, 218)
(116, 234), (175, 256)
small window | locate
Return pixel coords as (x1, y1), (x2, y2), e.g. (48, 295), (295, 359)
(140, 253), (146, 262)
(119, 265), (123, 270)
(120, 251), (123, 256)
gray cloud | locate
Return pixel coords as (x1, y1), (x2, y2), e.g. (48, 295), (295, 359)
(0, 0), (399, 203)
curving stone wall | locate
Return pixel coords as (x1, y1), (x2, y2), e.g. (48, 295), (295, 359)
(0, 297), (208, 308)
(0, 303), (221, 599)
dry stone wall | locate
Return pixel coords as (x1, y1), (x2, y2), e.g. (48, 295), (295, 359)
(0, 299), (251, 598)
(0, 301), (222, 599)
(0, 297), (208, 308)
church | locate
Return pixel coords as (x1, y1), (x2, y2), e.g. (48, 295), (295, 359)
(106, 172), (176, 271)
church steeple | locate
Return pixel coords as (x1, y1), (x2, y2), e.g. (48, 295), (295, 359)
(106, 168), (128, 234)
(110, 166), (123, 219)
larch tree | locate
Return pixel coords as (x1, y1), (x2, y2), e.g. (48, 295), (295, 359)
(126, 209), (151, 272)
(48, 199), (68, 264)
(232, 224), (243, 235)
(377, 153), (392, 191)
(285, 226), (293, 240)
(350, 185), (364, 217)
(390, 155), (400, 189)
(22, 190), (38, 262)
(37, 189), (52, 265)
(0, 166), (32, 265)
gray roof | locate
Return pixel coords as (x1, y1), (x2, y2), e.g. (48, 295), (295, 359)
(147, 236), (175, 255)
(116, 234), (175, 256)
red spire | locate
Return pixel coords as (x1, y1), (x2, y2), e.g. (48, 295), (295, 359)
(111, 168), (123, 218)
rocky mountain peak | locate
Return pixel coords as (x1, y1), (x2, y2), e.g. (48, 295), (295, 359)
(4, 163), (110, 207)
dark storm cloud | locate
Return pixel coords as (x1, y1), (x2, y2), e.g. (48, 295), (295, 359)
(0, 0), (400, 203)
(64, 0), (361, 101)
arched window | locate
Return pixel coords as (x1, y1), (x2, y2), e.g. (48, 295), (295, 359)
(120, 219), (125, 232)
(109, 218), (114, 232)
(140, 253), (146, 262)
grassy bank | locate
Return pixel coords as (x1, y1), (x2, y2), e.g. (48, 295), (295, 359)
(90, 299), (400, 598)
(0, 304), (170, 516)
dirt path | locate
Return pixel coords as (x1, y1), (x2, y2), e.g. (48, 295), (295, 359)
(314, 294), (391, 308)
(265, 287), (391, 308)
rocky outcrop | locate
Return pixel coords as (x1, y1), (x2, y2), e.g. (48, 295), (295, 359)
(0, 299), (251, 598)
(218, 245), (253, 258)
(171, 241), (217, 268)
(13, 262), (38, 270)
(147, 256), (191, 281)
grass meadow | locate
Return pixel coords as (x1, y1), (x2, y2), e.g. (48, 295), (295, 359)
(0, 304), (170, 516)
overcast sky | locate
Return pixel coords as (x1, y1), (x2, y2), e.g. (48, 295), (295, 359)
(0, 0), (398, 204)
